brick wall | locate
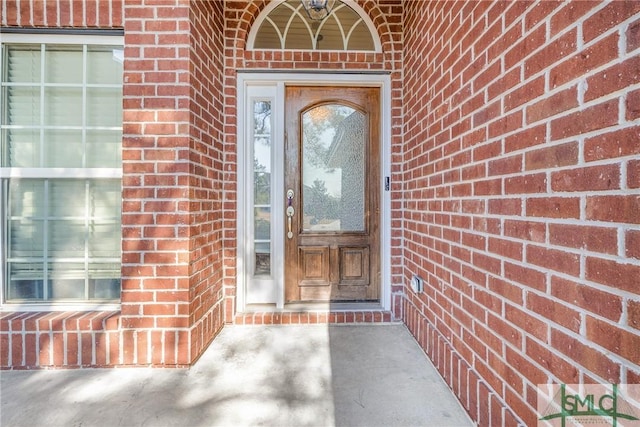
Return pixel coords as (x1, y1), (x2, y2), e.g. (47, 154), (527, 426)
(187, 0), (226, 363)
(1, 0), (123, 27)
(121, 0), (194, 366)
(119, 0), (226, 365)
(1, 0), (225, 368)
(402, 1), (640, 425)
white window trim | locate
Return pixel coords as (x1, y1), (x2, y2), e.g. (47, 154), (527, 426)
(0, 302), (121, 313)
(1, 33), (123, 312)
(0, 33), (124, 46)
(236, 72), (392, 313)
(247, 0), (382, 52)
(240, 86), (285, 307)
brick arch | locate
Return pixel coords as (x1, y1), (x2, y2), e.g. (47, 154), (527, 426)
(355, 0), (400, 59)
(227, 0), (401, 69)
(228, 0), (268, 54)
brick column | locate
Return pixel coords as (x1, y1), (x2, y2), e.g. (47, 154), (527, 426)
(122, 0), (194, 365)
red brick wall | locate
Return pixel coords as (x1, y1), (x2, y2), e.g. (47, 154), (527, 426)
(1, 0), (123, 27)
(1, 0), (225, 368)
(121, 0), (227, 365)
(187, 0), (226, 363)
(402, 1), (640, 425)
(121, 0), (194, 366)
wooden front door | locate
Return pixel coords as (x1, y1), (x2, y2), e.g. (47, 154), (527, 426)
(284, 86), (380, 303)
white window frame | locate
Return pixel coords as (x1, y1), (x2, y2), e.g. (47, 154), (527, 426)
(0, 33), (123, 312)
(236, 72), (392, 312)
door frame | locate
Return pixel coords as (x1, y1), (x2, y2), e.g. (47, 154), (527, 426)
(235, 72), (392, 312)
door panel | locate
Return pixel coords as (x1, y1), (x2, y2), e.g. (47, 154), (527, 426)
(285, 86), (380, 302)
(299, 246), (330, 286)
(340, 246), (369, 285)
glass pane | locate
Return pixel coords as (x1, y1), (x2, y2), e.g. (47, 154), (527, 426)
(90, 275), (121, 300)
(4, 128), (40, 167)
(254, 100), (271, 205)
(87, 46), (123, 84)
(87, 87), (122, 127)
(87, 180), (121, 257)
(5, 86), (40, 125)
(269, 1), (293, 36)
(45, 46), (83, 84)
(48, 263), (85, 299)
(5, 45), (41, 83)
(316, 15), (344, 50)
(48, 220), (85, 258)
(86, 129), (122, 168)
(254, 242), (271, 276)
(347, 20), (375, 51)
(254, 100), (272, 135)
(9, 219), (44, 257)
(254, 21), (281, 49)
(45, 87), (82, 126)
(254, 207), (271, 240)
(9, 179), (45, 218)
(7, 263), (45, 300)
(302, 105), (366, 232)
(284, 15), (313, 49)
(254, 169), (271, 205)
(88, 221), (120, 257)
(49, 180), (85, 217)
(89, 179), (121, 218)
(43, 129), (83, 167)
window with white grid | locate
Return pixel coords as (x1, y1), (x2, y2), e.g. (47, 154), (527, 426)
(1, 34), (123, 305)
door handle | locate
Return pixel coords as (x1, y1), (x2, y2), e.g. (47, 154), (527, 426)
(287, 206), (294, 239)
(286, 189), (294, 239)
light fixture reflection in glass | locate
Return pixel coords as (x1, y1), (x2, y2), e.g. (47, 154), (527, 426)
(300, 0), (336, 21)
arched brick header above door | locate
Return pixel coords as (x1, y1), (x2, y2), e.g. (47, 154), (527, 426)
(225, 0), (402, 72)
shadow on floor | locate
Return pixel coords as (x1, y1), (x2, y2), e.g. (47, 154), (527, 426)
(0, 324), (472, 426)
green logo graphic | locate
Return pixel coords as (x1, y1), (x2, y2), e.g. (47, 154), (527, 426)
(539, 384), (639, 427)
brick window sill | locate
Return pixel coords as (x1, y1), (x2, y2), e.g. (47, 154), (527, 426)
(0, 310), (120, 369)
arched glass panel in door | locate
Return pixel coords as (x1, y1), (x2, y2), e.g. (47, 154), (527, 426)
(301, 105), (365, 232)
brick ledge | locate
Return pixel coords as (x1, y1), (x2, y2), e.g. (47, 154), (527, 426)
(234, 310), (394, 325)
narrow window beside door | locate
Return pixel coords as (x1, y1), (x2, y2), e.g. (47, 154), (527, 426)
(253, 100), (272, 276)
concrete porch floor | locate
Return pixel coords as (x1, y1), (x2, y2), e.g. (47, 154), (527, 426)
(1, 324), (473, 426)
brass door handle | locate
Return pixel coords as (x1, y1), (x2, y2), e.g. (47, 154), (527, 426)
(286, 189), (294, 239)
(287, 206), (294, 239)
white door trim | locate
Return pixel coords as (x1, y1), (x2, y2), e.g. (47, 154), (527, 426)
(235, 72), (392, 312)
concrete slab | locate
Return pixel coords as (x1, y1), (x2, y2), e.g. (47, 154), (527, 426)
(1, 324), (473, 426)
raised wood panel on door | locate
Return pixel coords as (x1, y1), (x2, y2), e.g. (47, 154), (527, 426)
(285, 86), (380, 303)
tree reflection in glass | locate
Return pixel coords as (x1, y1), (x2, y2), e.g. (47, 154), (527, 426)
(253, 101), (272, 275)
(302, 104), (365, 232)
